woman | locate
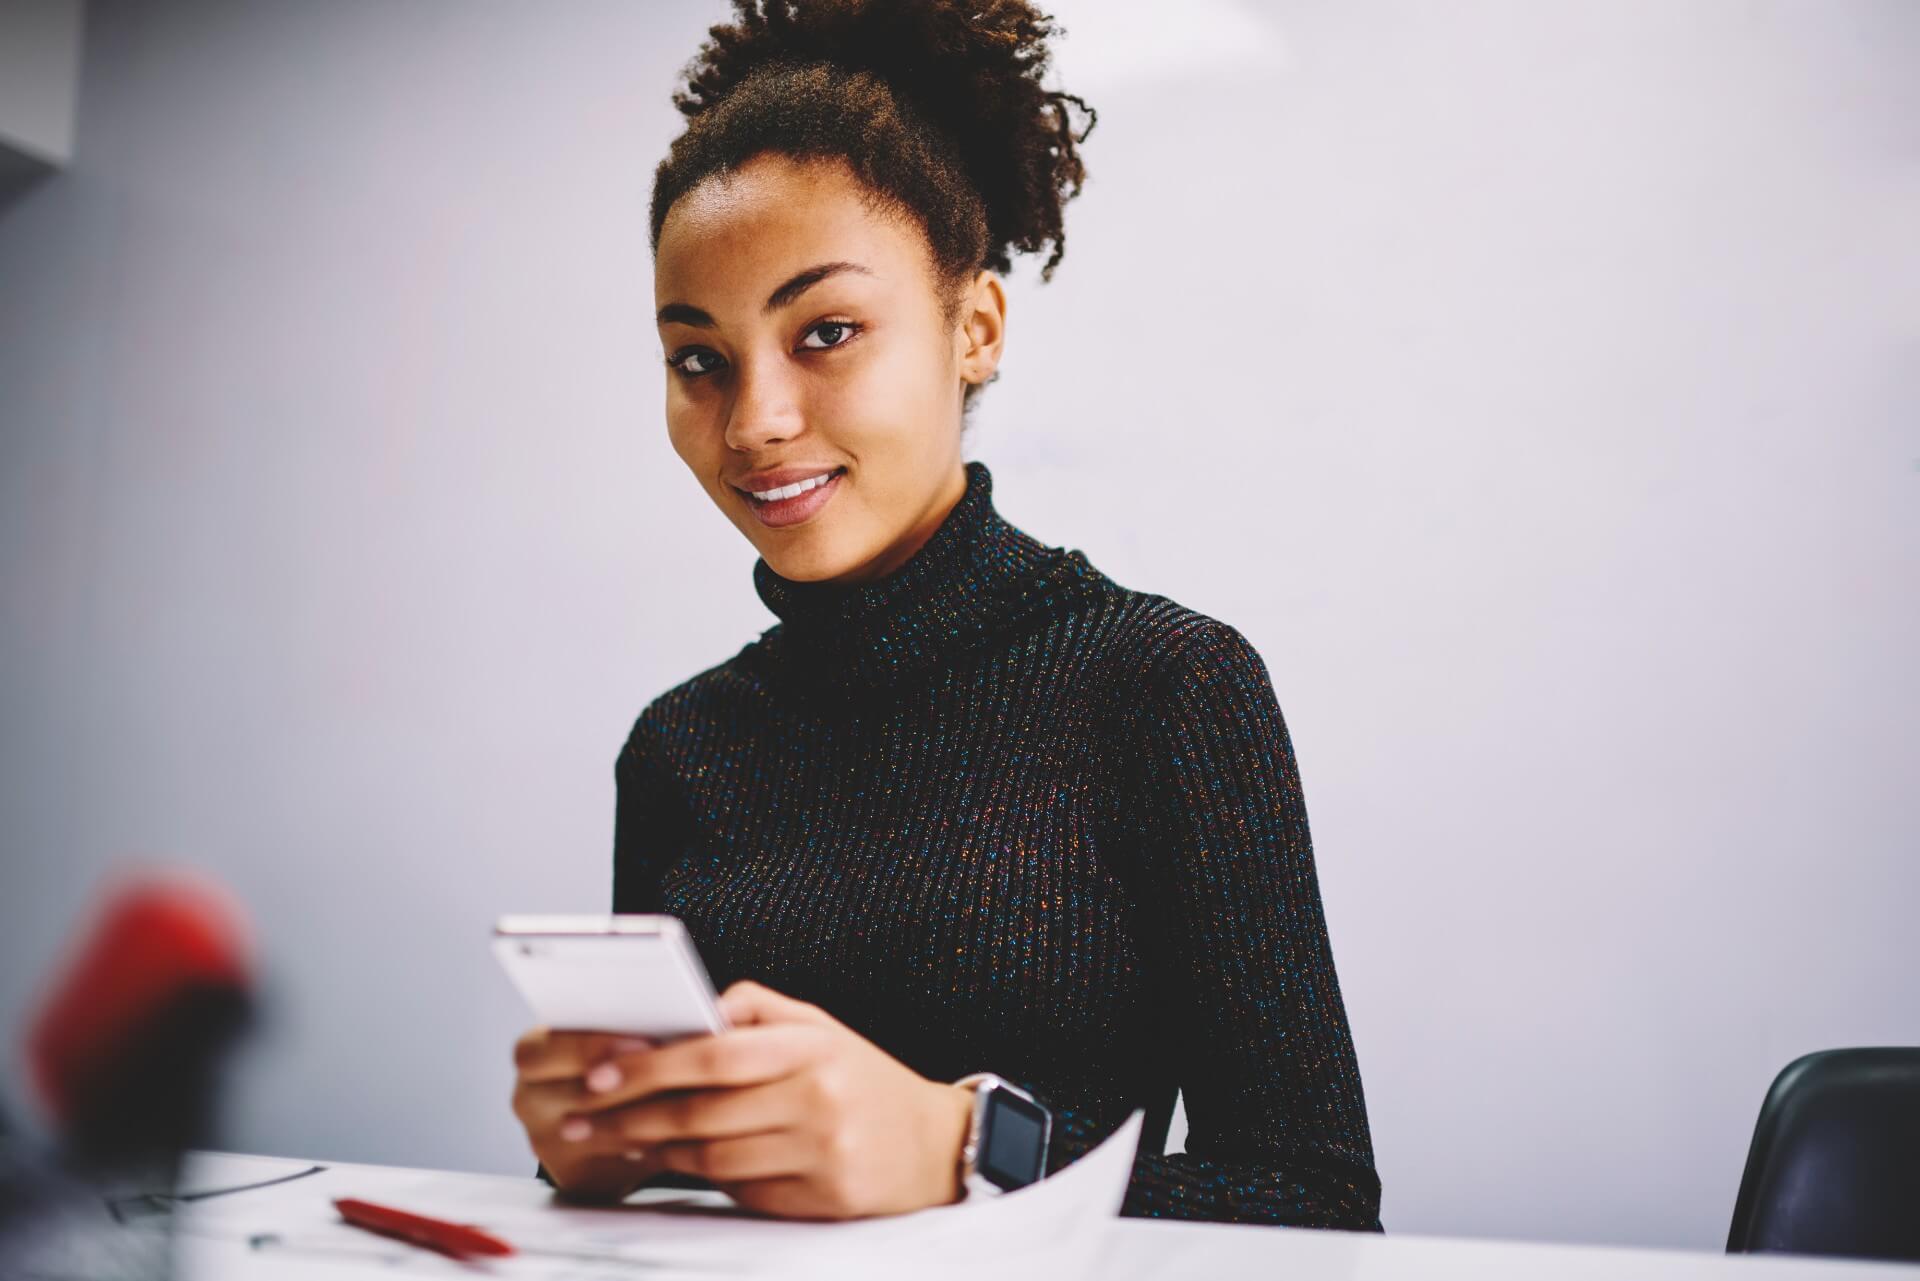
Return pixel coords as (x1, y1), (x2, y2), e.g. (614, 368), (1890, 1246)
(511, 0), (1382, 1230)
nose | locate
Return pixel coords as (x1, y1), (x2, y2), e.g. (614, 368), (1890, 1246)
(722, 353), (805, 452)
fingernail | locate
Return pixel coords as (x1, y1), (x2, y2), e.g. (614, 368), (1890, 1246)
(560, 1117), (591, 1142)
(622, 1148), (647, 1163)
(585, 1063), (621, 1094)
(609, 1036), (654, 1054)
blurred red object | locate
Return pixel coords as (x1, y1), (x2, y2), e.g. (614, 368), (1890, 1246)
(26, 870), (253, 1130)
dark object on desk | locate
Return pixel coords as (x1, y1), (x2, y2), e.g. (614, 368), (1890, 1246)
(1726, 1046), (1920, 1264)
(28, 874), (253, 1168)
(1, 872), (255, 1281)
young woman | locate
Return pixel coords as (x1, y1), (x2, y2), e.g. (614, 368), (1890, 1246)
(511, 0), (1382, 1230)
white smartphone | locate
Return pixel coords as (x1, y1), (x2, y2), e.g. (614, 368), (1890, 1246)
(492, 914), (730, 1041)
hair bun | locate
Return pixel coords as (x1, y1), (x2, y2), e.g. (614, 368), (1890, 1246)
(663, 0), (1095, 282)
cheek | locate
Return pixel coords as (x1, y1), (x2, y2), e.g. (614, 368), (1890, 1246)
(664, 402), (709, 466)
(818, 341), (946, 448)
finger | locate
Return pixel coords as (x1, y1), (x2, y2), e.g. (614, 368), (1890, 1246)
(655, 1129), (811, 1185)
(515, 1029), (656, 1084)
(511, 1075), (592, 1130)
(718, 979), (840, 1030)
(568, 1024), (823, 1113)
(569, 1073), (812, 1152)
(513, 1027), (555, 1074)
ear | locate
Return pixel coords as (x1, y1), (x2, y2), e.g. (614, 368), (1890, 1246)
(955, 269), (1007, 387)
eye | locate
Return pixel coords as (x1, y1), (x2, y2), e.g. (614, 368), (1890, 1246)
(799, 320), (862, 351)
(667, 349), (725, 378)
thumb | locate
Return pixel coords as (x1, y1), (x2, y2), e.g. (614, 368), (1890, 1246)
(717, 979), (837, 1029)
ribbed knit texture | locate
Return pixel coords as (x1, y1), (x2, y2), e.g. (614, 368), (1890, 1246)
(611, 460), (1382, 1229)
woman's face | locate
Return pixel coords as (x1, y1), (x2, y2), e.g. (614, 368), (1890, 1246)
(654, 152), (1005, 585)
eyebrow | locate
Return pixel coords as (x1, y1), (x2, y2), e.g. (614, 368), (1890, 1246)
(655, 261), (875, 329)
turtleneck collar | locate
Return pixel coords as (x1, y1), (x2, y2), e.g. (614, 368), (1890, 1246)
(748, 460), (1103, 692)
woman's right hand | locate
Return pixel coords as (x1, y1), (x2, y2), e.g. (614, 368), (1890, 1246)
(511, 1026), (669, 1201)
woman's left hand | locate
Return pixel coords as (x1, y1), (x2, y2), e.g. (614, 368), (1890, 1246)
(556, 979), (975, 1220)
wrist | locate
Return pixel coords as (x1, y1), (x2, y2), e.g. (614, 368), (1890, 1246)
(928, 1081), (974, 1207)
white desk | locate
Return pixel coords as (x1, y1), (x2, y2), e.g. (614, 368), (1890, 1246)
(172, 1150), (1919, 1281)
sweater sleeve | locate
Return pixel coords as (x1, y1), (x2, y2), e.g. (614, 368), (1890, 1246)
(1011, 620), (1382, 1229)
(612, 717), (693, 915)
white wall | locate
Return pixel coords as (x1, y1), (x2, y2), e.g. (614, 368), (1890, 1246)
(1, 0), (1914, 1252)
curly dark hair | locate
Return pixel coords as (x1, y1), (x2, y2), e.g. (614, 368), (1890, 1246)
(649, 0), (1097, 411)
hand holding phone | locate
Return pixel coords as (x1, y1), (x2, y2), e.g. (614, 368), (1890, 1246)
(497, 914), (728, 1201)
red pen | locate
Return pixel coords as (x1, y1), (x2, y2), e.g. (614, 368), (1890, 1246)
(333, 1197), (516, 1259)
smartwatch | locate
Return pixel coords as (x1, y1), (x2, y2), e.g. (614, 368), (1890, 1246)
(953, 1072), (1052, 1198)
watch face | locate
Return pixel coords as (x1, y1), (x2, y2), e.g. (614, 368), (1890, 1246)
(980, 1086), (1050, 1190)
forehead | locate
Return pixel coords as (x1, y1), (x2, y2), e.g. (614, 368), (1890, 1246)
(654, 153), (926, 301)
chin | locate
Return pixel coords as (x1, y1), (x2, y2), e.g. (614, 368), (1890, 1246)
(755, 537), (857, 583)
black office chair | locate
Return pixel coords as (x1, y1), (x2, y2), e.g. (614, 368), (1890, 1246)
(1726, 1047), (1920, 1265)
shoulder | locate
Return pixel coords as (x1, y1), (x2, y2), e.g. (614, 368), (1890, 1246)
(617, 636), (772, 767)
(1077, 576), (1275, 697)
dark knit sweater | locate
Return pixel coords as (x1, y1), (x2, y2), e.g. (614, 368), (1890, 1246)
(609, 460), (1382, 1229)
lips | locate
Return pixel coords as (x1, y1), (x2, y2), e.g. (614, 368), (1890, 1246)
(732, 464), (848, 497)
(739, 466), (845, 529)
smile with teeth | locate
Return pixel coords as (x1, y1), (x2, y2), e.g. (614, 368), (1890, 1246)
(745, 467), (845, 503)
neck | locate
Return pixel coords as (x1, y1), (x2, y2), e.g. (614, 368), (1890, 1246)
(747, 460), (1104, 697)
(825, 461), (970, 587)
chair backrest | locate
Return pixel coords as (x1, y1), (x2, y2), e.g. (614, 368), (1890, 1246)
(1727, 1047), (1920, 1264)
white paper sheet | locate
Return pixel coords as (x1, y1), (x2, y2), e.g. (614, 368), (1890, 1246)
(173, 1110), (1146, 1281)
